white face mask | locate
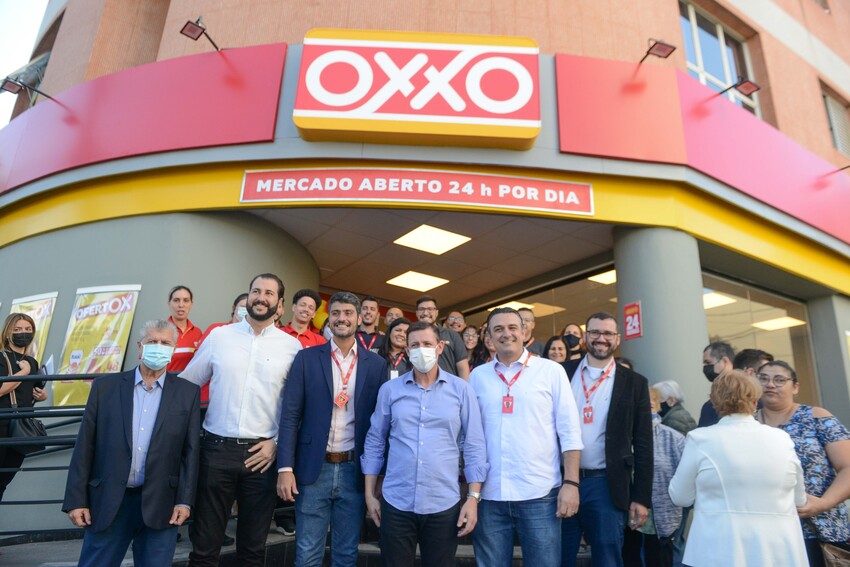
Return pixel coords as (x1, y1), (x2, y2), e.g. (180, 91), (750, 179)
(408, 347), (438, 373)
(235, 306), (248, 321)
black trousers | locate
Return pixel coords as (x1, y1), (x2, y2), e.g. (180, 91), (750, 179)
(188, 436), (277, 567)
(379, 497), (461, 567)
(622, 527), (673, 567)
(0, 422), (25, 502)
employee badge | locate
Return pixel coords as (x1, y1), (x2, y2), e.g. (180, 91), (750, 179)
(502, 395), (514, 414)
(583, 405), (594, 424)
(334, 391), (350, 408)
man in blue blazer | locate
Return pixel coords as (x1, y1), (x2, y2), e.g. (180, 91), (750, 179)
(63, 320), (200, 567)
(277, 291), (386, 567)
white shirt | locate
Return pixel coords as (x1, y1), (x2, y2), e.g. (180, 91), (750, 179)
(180, 319), (302, 439)
(569, 357), (616, 470)
(469, 349), (583, 501)
(327, 340), (357, 452)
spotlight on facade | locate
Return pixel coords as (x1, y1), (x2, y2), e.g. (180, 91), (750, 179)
(1, 77), (55, 100)
(639, 39), (676, 64)
(180, 17), (220, 51)
(720, 76), (761, 97)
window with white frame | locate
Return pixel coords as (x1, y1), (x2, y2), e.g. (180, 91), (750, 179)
(679, 2), (759, 115)
(823, 90), (850, 156)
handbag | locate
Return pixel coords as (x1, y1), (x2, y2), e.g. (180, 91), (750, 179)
(821, 541), (850, 567)
(2, 351), (48, 455)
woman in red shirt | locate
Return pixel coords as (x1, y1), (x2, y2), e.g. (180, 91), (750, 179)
(166, 285), (203, 372)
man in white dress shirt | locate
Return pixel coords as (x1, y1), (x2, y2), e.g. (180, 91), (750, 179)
(181, 273), (302, 567)
(469, 307), (583, 567)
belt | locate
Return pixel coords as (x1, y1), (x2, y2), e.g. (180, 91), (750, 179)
(203, 430), (267, 445)
(579, 468), (606, 479)
(125, 485), (143, 494)
(325, 450), (354, 463)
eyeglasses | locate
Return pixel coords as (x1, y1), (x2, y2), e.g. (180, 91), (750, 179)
(586, 330), (619, 339)
(757, 374), (795, 387)
(447, 316), (464, 323)
(462, 333), (477, 339)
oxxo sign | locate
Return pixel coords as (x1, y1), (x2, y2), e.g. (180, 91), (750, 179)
(293, 29), (541, 150)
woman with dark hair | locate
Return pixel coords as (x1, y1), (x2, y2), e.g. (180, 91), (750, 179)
(462, 324), (479, 365)
(379, 317), (411, 380)
(166, 285), (203, 372)
(0, 313), (48, 501)
(561, 323), (584, 361)
(757, 360), (850, 567)
(470, 325), (494, 369)
(542, 335), (568, 363)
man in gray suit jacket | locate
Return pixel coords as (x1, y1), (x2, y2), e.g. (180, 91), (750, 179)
(63, 320), (200, 567)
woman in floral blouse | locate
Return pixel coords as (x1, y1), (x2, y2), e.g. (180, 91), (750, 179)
(757, 360), (850, 567)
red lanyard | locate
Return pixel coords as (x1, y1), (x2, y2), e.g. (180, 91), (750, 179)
(580, 359), (615, 404)
(331, 350), (358, 390)
(389, 352), (404, 369)
(495, 354), (531, 396)
(357, 332), (377, 351)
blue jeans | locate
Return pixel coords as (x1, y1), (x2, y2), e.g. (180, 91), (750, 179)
(561, 476), (626, 567)
(295, 460), (364, 567)
(78, 489), (178, 567)
(473, 487), (561, 567)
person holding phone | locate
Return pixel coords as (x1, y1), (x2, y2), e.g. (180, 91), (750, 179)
(0, 313), (48, 501)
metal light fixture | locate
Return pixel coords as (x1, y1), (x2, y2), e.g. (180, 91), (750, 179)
(639, 39), (676, 64)
(180, 17), (220, 51)
(719, 76), (761, 97)
(1, 77), (55, 100)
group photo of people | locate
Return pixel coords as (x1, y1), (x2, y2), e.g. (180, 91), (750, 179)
(3, 271), (848, 567)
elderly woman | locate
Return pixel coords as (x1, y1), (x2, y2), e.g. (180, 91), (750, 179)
(654, 380), (697, 435)
(669, 370), (808, 567)
(757, 360), (850, 567)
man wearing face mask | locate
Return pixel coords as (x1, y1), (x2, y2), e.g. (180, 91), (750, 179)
(362, 321), (488, 566)
(277, 291), (387, 567)
(697, 342), (735, 428)
(63, 320), (200, 567)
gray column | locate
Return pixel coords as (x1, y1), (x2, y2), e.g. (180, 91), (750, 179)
(613, 226), (709, 418)
(808, 295), (850, 425)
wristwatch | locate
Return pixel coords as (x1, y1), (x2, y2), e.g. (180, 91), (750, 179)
(467, 491), (481, 503)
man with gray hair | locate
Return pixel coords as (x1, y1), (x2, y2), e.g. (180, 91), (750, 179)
(63, 320), (200, 567)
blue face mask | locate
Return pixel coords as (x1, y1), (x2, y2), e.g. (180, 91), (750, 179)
(141, 343), (173, 370)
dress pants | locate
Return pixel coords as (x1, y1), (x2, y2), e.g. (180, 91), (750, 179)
(188, 435), (277, 567)
(0, 422), (25, 501)
(77, 489), (178, 567)
(379, 497), (462, 567)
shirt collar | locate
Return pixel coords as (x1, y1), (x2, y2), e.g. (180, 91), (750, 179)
(167, 315), (195, 333)
(330, 339), (356, 359)
(404, 367), (448, 386)
(238, 317), (280, 337)
(134, 366), (165, 390)
(494, 348), (531, 372)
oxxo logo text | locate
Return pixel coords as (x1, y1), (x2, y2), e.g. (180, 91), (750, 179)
(293, 30), (541, 149)
(75, 294), (135, 320)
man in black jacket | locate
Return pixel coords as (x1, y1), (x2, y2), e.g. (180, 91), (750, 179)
(560, 312), (653, 567)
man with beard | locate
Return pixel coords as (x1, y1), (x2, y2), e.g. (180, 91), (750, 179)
(697, 341), (735, 427)
(277, 291), (386, 566)
(561, 312), (653, 567)
(415, 296), (469, 379)
(469, 308), (583, 567)
(356, 296), (386, 353)
(181, 273), (302, 567)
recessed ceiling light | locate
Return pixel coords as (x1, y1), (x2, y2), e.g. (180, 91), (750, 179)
(488, 301), (535, 311)
(386, 271), (449, 292)
(588, 270), (617, 285)
(394, 224), (471, 255)
(752, 316), (806, 331)
(702, 292), (736, 310)
(529, 303), (565, 317)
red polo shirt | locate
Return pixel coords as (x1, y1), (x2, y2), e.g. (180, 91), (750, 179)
(167, 317), (203, 373)
(281, 323), (326, 348)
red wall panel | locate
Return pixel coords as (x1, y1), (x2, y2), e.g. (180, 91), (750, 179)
(0, 43), (287, 194)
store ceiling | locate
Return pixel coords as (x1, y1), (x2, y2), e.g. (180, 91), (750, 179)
(251, 207), (615, 310)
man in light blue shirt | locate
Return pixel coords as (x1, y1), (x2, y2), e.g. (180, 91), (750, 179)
(362, 321), (488, 567)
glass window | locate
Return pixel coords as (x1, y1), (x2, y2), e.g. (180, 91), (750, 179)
(823, 90), (850, 156)
(679, 2), (759, 115)
(702, 273), (819, 406)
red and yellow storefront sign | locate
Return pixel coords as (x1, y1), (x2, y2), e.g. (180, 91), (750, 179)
(293, 29), (541, 149)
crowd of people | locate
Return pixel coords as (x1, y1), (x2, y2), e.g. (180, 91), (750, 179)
(1, 271), (848, 567)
